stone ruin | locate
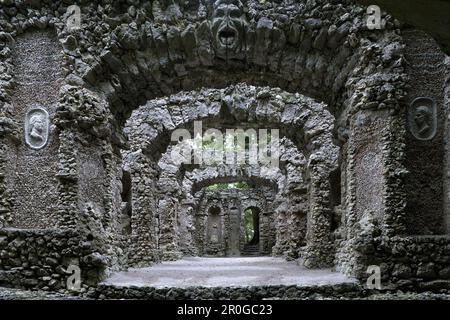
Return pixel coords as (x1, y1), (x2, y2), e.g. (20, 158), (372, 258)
(0, 0), (449, 296)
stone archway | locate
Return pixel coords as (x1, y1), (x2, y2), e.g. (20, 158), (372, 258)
(0, 1), (420, 290)
(242, 206), (260, 256)
(243, 207), (260, 246)
(192, 181), (275, 258)
(79, 0), (405, 128)
(125, 84), (339, 267)
(183, 167), (280, 257)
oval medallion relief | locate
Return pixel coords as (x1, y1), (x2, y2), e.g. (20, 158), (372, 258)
(408, 97), (437, 141)
(25, 107), (49, 150)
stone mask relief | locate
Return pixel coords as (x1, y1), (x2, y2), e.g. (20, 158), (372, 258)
(408, 97), (437, 141)
(25, 107), (49, 150)
(211, 0), (247, 59)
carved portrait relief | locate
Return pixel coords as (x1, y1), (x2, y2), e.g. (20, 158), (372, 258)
(211, 0), (247, 59)
(408, 97), (437, 141)
(25, 107), (49, 150)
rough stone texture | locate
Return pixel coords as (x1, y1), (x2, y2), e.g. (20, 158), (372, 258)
(193, 188), (276, 257)
(2, 285), (450, 300)
(351, 236), (450, 290)
(403, 30), (447, 235)
(94, 282), (363, 300)
(0, 229), (106, 290)
(0, 286), (86, 300)
(0, 0), (448, 298)
(5, 30), (62, 229)
(176, 136), (309, 259)
(356, 0), (450, 55)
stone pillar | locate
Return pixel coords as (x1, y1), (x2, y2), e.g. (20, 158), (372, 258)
(55, 130), (79, 229)
(272, 197), (288, 256)
(303, 164), (334, 268)
(127, 151), (159, 266)
(260, 210), (273, 255)
(157, 197), (182, 260)
(178, 200), (198, 256)
(403, 30), (446, 235)
(445, 57), (450, 234)
(4, 29), (63, 230)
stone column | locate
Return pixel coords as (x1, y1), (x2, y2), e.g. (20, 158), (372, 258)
(127, 151), (159, 266)
(55, 130), (79, 229)
(442, 57), (450, 234)
(303, 164), (334, 268)
(178, 200), (198, 256)
(157, 197), (182, 260)
(4, 29), (63, 230)
(155, 166), (184, 260)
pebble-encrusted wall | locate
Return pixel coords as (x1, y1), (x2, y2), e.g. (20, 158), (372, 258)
(6, 29), (62, 230)
(0, 229), (106, 290)
(0, 0), (449, 292)
(193, 188), (276, 257)
(403, 30), (448, 235)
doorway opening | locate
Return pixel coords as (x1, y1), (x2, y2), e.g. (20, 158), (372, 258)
(242, 207), (260, 256)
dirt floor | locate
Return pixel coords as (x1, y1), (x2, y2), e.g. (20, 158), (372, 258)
(1, 257), (450, 300)
(103, 257), (356, 288)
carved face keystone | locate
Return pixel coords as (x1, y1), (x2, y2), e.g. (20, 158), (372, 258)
(211, 0), (247, 59)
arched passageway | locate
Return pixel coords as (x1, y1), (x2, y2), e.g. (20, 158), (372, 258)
(242, 207), (261, 256)
(124, 84), (338, 267)
(192, 180), (276, 257)
(244, 207), (259, 246)
(4, 0), (443, 294)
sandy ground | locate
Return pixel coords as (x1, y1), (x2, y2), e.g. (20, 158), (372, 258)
(102, 257), (357, 288)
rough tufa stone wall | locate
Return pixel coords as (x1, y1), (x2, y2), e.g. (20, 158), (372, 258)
(193, 187), (276, 257)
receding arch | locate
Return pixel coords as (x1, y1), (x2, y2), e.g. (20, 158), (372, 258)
(125, 86), (338, 267)
(81, 0), (402, 126)
(192, 180), (276, 257)
(0, 0), (418, 289)
(126, 84), (337, 165)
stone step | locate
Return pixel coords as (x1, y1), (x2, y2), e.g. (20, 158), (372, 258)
(241, 253), (261, 257)
(94, 282), (362, 300)
(241, 245), (261, 256)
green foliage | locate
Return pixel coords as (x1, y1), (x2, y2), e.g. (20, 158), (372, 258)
(205, 183), (230, 191)
(234, 181), (250, 189)
(244, 208), (255, 243)
(205, 181), (251, 191)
